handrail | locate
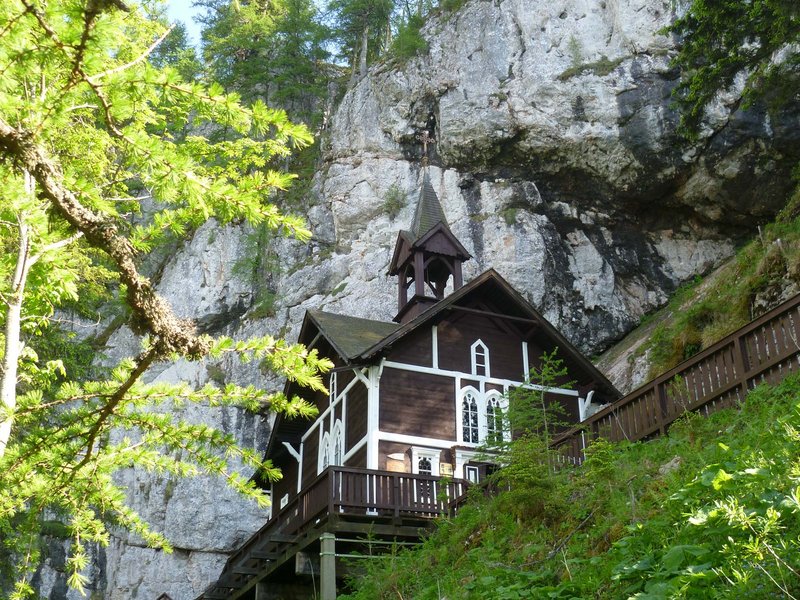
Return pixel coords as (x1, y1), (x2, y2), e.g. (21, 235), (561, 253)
(552, 291), (800, 463)
(203, 467), (468, 598)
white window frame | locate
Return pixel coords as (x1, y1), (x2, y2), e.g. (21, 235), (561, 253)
(465, 465), (480, 483)
(457, 387), (509, 448)
(454, 448), (482, 479)
(460, 387), (481, 445)
(411, 446), (441, 476)
(332, 420), (344, 466)
(483, 390), (509, 445)
(318, 430), (331, 474)
(470, 339), (490, 378)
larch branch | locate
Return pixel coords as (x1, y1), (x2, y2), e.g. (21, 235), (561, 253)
(0, 117), (210, 360)
(88, 24), (175, 83)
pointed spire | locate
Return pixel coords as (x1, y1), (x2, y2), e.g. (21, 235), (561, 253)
(411, 172), (448, 239)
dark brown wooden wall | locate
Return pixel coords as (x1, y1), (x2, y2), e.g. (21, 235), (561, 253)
(379, 368), (456, 440)
(271, 452), (296, 507)
(389, 325), (433, 367)
(346, 383), (368, 452)
(436, 313), (526, 380)
(347, 446), (367, 469)
(378, 441), (411, 471)
(301, 429), (319, 489)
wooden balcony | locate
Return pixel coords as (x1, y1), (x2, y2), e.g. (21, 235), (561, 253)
(199, 467), (467, 600)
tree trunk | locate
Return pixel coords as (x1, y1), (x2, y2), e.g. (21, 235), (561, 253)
(358, 25), (369, 77)
(0, 173), (33, 459)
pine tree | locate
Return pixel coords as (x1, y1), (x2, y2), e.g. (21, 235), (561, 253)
(198, 0), (330, 124)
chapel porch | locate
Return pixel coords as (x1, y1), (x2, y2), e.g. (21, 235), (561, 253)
(198, 466), (468, 600)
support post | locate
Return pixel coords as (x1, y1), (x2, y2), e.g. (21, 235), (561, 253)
(320, 533), (336, 600)
(255, 582), (269, 600)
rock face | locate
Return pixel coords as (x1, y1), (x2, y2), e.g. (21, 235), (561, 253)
(319, 0), (797, 353)
(34, 0), (799, 597)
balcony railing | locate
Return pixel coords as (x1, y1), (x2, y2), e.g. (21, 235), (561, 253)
(202, 467), (467, 598)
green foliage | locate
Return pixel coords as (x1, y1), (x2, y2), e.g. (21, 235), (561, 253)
(342, 374), (800, 600)
(480, 351), (573, 523)
(438, 0), (466, 13)
(250, 289), (278, 318)
(199, 0), (331, 124)
(149, 21), (203, 81)
(667, 0), (800, 135)
(327, 0), (395, 67)
(389, 14), (427, 61)
(557, 54), (625, 81)
(381, 183), (406, 218)
(501, 207), (517, 225)
(566, 35), (582, 67)
(0, 0), (331, 594)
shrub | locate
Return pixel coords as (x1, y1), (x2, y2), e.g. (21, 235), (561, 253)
(382, 184), (406, 219)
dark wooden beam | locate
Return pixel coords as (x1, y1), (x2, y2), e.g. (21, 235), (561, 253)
(447, 304), (539, 325)
(233, 566), (261, 575)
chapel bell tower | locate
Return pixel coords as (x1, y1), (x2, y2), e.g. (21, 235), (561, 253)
(388, 169), (471, 324)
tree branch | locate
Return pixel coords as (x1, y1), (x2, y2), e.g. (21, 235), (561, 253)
(29, 231), (84, 266)
(88, 24), (175, 84)
(0, 117), (210, 359)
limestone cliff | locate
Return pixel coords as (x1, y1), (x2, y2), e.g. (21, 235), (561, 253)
(34, 0), (799, 597)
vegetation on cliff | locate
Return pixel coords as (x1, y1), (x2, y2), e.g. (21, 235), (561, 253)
(667, 0), (799, 135)
(635, 199), (800, 378)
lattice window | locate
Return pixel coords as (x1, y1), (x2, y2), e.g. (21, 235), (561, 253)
(462, 391), (480, 444)
(471, 340), (490, 377)
(485, 394), (502, 444)
(319, 431), (331, 473)
(332, 420), (344, 466)
(418, 457), (432, 475)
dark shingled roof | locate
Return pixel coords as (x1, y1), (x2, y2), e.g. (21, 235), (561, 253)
(411, 172), (448, 239)
(307, 310), (400, 360)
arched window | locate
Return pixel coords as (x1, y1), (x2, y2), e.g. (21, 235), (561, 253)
(332, 420), (344, 466)
(318, 431), (331, 473)
(485, 394), (503, 444)
(471, 340), (490, 377)
(462, 390), (480, 444)
(329, 372), (337, 403)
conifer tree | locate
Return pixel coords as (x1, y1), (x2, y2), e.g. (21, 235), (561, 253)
(198, 0), (330, 124)
(668, 0), (799, 134)
(0, 0), (330, 595)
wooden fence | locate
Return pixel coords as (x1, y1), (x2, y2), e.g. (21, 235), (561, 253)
(552, 292), (800, 464)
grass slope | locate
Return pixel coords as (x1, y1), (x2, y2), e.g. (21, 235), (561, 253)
(341, 374), (800, 599)
(639, 200), (800, 379)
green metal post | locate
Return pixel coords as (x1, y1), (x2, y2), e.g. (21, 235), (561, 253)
(320, 533), (336, 600)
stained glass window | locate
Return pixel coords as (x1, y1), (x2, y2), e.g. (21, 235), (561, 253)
(462, 391), (479, 443)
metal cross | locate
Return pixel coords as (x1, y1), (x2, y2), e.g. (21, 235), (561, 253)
(417, 130), (433, 166)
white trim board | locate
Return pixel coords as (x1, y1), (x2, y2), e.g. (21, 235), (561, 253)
(382, 360), (579, 396)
